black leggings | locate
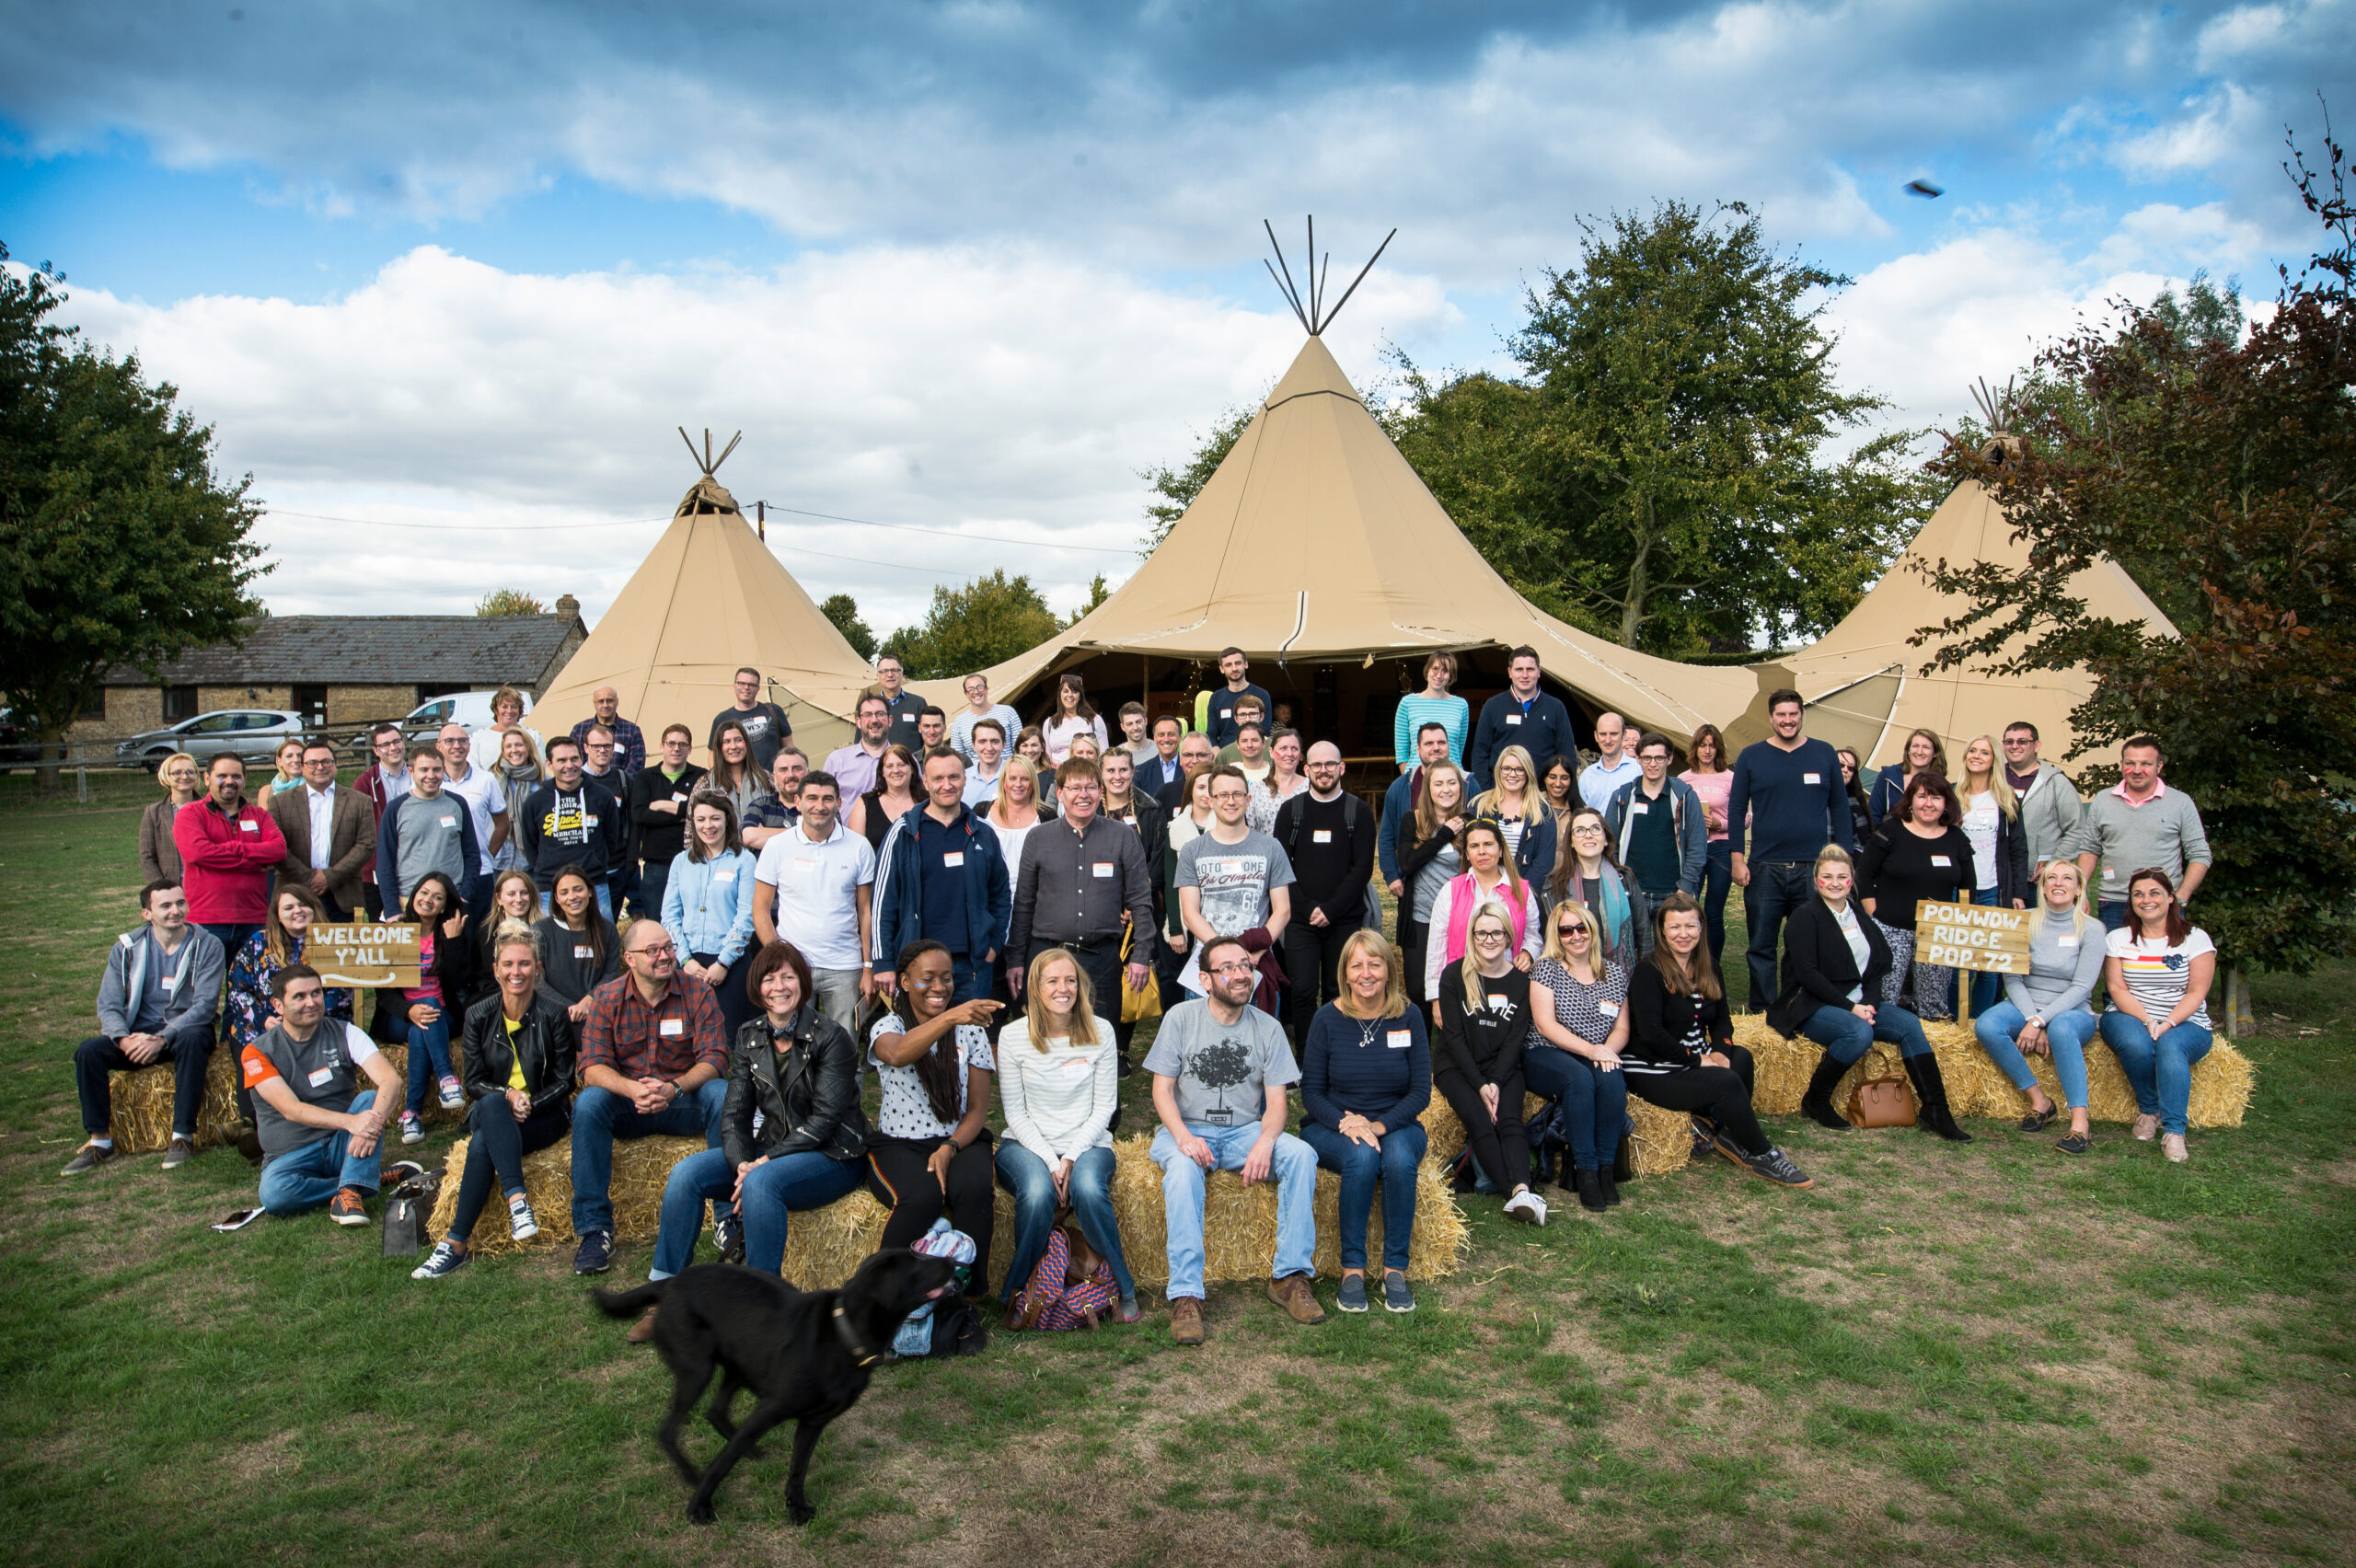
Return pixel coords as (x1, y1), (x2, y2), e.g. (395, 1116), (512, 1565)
(867, 1135), (995, 1287)
(448, 1097), (571, 1244)
(1626, 1043), (1769, 1156)
(1434, 1063), (1530, 1194)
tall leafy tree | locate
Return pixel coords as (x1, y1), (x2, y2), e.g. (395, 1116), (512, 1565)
(882, 570), (1060, 679)
(1917, 121), (2356, 1005)
(474, 587), (546, 616)
(819, 592), (879, 661)
(0, 248), (268, 784)
(1389, 202), (1936, 654)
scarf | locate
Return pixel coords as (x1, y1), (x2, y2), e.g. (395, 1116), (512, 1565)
(495, 758), (543, 827)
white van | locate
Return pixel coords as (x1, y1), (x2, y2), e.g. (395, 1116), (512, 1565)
(348, 691), (538, 755)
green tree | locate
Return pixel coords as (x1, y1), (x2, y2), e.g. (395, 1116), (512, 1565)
(1389, 202), (1937, 655)
(882, 570), (1060, 679)
(1068, 573), (1111, 626)
(819, 592), (878, 660)
(1138, 402), (1256, 552)
(1917, 123), (2355, 1006)
(0, 248), (268, 785)
(475, 587), (546, 616)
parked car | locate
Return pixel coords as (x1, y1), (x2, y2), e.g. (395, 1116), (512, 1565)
(116, 709), (307, 769)
(344, 691), (537, 756)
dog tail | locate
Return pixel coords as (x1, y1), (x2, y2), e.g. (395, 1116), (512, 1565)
(590, 1281), (664, 1320)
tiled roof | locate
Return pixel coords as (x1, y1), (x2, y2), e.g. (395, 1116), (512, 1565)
(106, 616), (584, 687)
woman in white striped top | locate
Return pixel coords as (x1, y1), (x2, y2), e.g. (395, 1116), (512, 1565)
(2097, 867), (2216, 1163)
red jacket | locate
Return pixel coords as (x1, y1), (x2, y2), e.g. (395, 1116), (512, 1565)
(173, 797), (289, 924)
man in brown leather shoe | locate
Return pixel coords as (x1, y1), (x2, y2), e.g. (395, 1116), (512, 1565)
(1146, 936), (1325, 1342)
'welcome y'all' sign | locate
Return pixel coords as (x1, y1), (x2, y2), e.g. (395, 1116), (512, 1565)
(1912, 900), (2032, 975)
(308, 923), (422, 989)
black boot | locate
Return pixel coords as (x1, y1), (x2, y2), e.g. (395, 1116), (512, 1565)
(1596, 1169), (1622, 1207)
(1573, 1168), (1609, 1212)
(1904, 1053), (1973, 1142)
(1612, 1134), (1635, 1183)
(1800, 1050), (1854, 1131)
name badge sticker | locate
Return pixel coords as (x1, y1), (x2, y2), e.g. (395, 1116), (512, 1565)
(1599, 1000), (1621, 1019)
(1931, 855), (1952, 867)
(162, 972), (180, 991)
(306, 1066), (335, 1088)
(1505, 714), (1523, 725)
(239, 819), (260, 833)
(1092, 862), (1114, 878)
(1631, 801), (1647, 814)
(659, 1019), (685, 1037)
(942, 851), (965, 868)
(672, 792), (687, 802)
(1803, 773), (1822, 785)
(1485, 993), (1508, 1009)
(713, 870), (735, 882)
(1387, 1030), (1412, 1048)
(440, 815), (457, 828)
(1312, 829), (1333, 844)
(573, 945), (594, 961)
(584, 814), (598, 827)
(2058, 936), (2079, 947)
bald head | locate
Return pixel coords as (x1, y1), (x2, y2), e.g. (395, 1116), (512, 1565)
(1306, 739), (1345, 794)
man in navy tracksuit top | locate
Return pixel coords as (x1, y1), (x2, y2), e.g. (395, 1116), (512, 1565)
(1726, 687), (1853, 1009)
(870, 748), (1010, 1006)
(1464, 646), (1578, 794)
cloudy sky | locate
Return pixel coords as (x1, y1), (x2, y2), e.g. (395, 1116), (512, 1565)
(4, 1), (2345, 633)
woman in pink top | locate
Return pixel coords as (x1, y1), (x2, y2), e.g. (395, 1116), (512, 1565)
(1679, 723), (1736, 974)
(1040, 674), (1108, 765)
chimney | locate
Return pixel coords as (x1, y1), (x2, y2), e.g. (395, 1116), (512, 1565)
(555, 594), (581, 622)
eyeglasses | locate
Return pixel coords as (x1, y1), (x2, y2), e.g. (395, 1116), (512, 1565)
(1471, 928), (1510, 943)
(1208, 961), (1256, 977)
(1571, 824), (1604, 837)
(587, 742), (614, 752)
(632, 942), (676, 958)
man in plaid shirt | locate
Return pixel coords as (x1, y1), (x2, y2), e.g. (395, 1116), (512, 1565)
(568, 918), (729, 1275)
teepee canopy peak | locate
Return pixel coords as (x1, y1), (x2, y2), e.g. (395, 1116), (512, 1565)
(677, 426), (744, 478)
(1262, 216), (1396, 337)
(1968, 377), (2023, 465)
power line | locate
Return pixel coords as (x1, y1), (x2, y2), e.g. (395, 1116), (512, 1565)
(757, 503), (1135, 555)
(265, 502), (1137, 555)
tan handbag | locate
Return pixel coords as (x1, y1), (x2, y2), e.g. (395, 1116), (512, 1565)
(1844, 1075), (1918, 1128)
(1119, 921), (1161, 1024)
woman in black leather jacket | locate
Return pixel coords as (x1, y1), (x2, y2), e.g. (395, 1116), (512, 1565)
(646, 941), (870, 1283)
(411, 928), (580, 1279)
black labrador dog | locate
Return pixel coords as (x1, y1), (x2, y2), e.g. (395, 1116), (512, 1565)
(593, 1249), (960, 1524)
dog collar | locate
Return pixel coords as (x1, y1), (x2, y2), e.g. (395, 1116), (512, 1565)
(833, 1306), (886, 1367)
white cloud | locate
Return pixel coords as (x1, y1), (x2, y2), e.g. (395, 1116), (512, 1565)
(62, 244), (1455, 631)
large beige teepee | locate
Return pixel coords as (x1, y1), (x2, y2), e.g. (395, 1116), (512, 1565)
(537, 436), (878, 760)
(943, 334), (1756, 744)
(1750, 476), (2178, 772)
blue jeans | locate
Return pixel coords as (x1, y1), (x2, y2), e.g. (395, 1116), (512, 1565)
(1521, 1043), (1629, 1171)
(539, 884), (615, 921)
(2097, 901), (2131, 932)
(950, 951), (987, 1007)
(1743, 860), (1813, 1011)
(1975, 1002), (2097, 1108)
(258, 1090), (384, 1214)
(2098, 1011), (2214, 1136)
(1298, 1120), (1426, 1274)
(568, 1079), (731, 1237)
(1799, 999), (1932, 1064)
(649, 1147), (861, 1279)
(402, 1011), (454, 1117)
(1968, 888), (2006, 1014)
(1700, 840), (1733, 973)
(1149, 1121), (1318, 1299)
(996, 1141), (1134, 1303)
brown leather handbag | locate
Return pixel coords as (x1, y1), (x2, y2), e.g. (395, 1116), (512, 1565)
(1845, 1075), (1918, 1128)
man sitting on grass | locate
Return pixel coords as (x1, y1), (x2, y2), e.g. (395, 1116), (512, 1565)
(568, 919), (730, 1277)
(242, 966), (401, 1224)
(65, 880), (226, 1176)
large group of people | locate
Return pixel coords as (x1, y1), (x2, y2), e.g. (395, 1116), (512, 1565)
(64, 651), (2227, 1343)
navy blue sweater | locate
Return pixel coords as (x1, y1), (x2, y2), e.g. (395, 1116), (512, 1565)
(1300, 1003), (1433, 1132)
(1726, 737), (1854, 864)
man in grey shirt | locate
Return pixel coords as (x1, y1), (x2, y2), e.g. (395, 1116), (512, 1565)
(1145, 935), (1323, 1343)
(374, 744), (485, 913)
(244, 966), (403, 1223)
(65, 881), (226, 1175)
(1174, 766), (1294, 996)
(2068, 735), (2212, 928)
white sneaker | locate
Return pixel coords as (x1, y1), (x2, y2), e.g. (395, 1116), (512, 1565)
(437, 1075), (466, 1110)
(507, 1192), (539, 1241)
(399, 1111), (425, 1145)
(1503, 1189), (1547, 1227)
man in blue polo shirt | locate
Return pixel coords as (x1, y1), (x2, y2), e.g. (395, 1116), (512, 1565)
(871, 748), (1010, 1006)
(1727, 688), (1853, 1009)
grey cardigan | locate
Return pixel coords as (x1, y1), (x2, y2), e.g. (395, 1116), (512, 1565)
(97, 925), (225, 1044)
(2003, 906), (2107, 1020)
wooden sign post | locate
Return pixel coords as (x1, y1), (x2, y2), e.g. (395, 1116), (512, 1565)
(308, 922), (422, 989)
(1912, 900), (2032, 1020)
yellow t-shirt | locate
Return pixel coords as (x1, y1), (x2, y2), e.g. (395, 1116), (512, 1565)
(503, 1014), (526, 1090)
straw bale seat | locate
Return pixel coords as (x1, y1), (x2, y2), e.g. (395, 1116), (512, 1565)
(106, 1037), (467, 1155)
(429, 1130), (1471, 1291)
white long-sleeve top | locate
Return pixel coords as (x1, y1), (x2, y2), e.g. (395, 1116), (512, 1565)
(995, 1014), (1119, 1163)
(1422, 872), (1544, 999)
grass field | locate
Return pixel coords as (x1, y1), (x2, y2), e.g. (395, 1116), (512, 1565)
(2, 790), (2350, 1566)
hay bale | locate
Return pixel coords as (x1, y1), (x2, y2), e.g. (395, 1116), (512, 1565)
(106, 1049), (245, 1154)
(372, 1041), (468, 1124)
(1420, 1091), (1551, 1169)
(1625, 1100), (1696, 1176)
(425, 1131), (703, 1255)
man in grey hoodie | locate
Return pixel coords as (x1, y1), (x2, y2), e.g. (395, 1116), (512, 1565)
(66, 881), (225, 1175)
(2002, 721), (2085, 870)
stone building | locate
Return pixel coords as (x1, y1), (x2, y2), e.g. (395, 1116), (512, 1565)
(75, 598), (589, 742)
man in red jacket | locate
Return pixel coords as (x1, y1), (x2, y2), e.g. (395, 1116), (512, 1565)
(173, 753), (288, 958)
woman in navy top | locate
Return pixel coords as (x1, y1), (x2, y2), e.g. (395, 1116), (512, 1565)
(1299, 928), (1431, 1316)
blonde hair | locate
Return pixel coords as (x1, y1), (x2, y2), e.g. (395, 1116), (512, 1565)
(989, 755), (1040, 826)
(1473, 744), (1542, 823)
(1542, 900), (1603, 969)
(1961, 733), (2019, 821)
(1334, 929), (1407, 1020)
(155, 751), (197, 791)
(1020, 947), (1102, 1051)
(1458, 899), (1519, 1016)
(1814, 843), (1854, 877)
(2036, 856), (2095, 938)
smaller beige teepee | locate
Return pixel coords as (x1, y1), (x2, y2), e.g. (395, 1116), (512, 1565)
(536, 432), (878, 760)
